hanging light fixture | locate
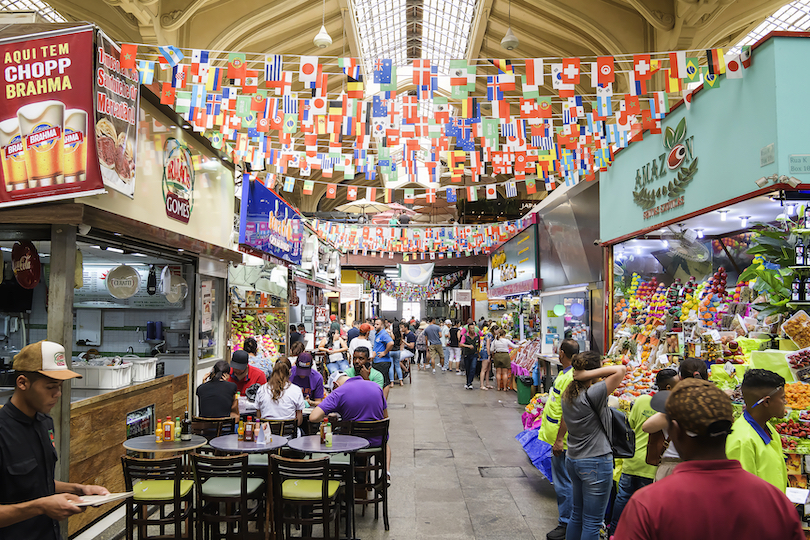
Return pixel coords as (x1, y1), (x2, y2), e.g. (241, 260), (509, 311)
(313, 0), (332, 48)
(500, 0), (519, 50)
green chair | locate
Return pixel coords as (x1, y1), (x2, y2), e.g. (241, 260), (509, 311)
(191, 452), (265, 539)
(121, 455), (194, 540)
(270, 455), (341, 540)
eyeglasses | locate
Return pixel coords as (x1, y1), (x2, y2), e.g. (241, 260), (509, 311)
(749, 386), (783, 409)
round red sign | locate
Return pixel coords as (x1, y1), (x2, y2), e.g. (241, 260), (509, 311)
(11, 240), (41, 289)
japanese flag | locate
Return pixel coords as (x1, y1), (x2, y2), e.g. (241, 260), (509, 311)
(682, 89), (693, 110)
(724, 53), (744, 79)
(486, 184), (497, 199)
(310, 96), (327, 115)
(299, 56), (319, 85)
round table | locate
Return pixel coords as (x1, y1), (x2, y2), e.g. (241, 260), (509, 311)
(123, 434), (207, 454)
(209, 434), (289, 453)
(287, 435), (369, 539)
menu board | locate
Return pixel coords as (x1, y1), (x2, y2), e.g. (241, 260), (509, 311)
(74, 264), (184, 309)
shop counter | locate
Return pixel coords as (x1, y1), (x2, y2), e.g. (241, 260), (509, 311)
(68, 374), (189, 535)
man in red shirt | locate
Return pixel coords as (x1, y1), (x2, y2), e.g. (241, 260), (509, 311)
(614, 379), (802, 540)
(230, 350), (267, 403)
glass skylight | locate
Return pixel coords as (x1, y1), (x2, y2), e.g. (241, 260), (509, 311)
(0, 0), (66, 22)
(730, 0), (810, 52)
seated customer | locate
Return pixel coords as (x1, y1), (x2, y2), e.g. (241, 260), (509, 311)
(243, 337), (273, 379)
(310, 370), (390, 475)
(344, 347), (385, 389)
(196, 360), (239, 419)
(255, 358), (305, 428)
(290, 352), (324, 407)
(230, 350), (267, 404)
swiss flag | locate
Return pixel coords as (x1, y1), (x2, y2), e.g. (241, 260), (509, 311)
(633, 54), (652, 80)
(561, 58), (580, 84)
(347, 186), (358, 201)
(596, 56), (614, 85)
(326, 184), (337, 199)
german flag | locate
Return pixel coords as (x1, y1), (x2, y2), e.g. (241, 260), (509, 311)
(705, 48), (725, 75)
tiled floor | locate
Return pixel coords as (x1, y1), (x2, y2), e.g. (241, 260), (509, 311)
(353, 368), (559, 540)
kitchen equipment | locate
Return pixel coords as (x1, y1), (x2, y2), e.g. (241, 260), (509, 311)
(71, 361), (132, 389)
(146, 321), (156, 340)
(106, 265), (140, 299)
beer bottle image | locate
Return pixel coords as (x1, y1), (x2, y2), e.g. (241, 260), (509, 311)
(17, 100), (65, 187)
(63, 109), (87, 183)
(0, 118), (28, 191)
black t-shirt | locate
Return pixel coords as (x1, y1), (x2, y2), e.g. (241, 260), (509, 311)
(196, 379), (238, 418)
(404, 331), (416, 348)
(449, 328), (460, 347)
(289, 331), (302, 344)
(0, 402), (60, 540)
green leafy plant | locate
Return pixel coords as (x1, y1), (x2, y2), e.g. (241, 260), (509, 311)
(738, 225), (795, 318)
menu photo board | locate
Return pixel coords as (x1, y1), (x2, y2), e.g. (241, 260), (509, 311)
(239, 177), (303, 265)
(488, 224), (540, 297)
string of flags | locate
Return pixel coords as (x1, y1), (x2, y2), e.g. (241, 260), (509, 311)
(309, 215), (533, 255)
(120, 43), (753, 198)
(358, 270), (465, 300)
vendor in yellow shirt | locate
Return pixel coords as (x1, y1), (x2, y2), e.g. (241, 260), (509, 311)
(538, 339), (579, 540)
(726, 368), (787, 492)
(608, 368), (679, 536)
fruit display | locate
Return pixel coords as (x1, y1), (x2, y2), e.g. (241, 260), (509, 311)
(788, 348), (810, 370)
(784, 311), (810, 349)
(786, 382), (810, 410)
(775, 419), (810, 439)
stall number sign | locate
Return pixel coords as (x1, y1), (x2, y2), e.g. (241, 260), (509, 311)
(632, 118), (699, 220)
(789, 155), (810, 175)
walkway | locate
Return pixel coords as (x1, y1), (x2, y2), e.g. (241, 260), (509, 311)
(355, 368), (558, 540)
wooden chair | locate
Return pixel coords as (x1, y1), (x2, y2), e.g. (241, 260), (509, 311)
(191, 416), (236, 438)
(121, 455), (194, 540)
(191, 452), (265, 539)
(349, 419), (390, 530)
(270, 455), (341, 540)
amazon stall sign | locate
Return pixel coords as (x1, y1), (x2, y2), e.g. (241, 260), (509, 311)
(488, 224), (540, 298)
(239, 177), (303, 265)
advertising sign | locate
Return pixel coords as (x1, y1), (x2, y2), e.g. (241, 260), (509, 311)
(488, 224), (540, 297)
(94, 31), (139, 197)
(0, 27), (105, 207)
(162, 138), (194, 223)
(239, 178), (303, 265)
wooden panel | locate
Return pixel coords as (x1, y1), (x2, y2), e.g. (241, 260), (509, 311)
(67, 375), (189, 535)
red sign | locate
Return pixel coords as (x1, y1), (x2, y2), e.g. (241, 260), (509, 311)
(489, 278), (540, 298)
(0, 27), (104, 207)
(162, 138), (194, 223)
(11, 240), (41, 289)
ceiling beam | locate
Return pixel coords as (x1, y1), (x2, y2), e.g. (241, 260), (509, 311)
(336, 0), (365, 76)
(467, 0), (495, 61)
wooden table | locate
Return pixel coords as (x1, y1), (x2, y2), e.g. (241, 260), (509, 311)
(287, 435), (370, 540)
(123, 434), (207, 455)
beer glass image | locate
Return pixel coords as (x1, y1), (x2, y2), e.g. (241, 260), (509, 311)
(17, 100), (65, 187)
(63, 109), (87, 183)
(0, 118), (28, 191)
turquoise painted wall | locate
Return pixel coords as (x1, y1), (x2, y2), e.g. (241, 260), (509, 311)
(600, 37), (788, 242)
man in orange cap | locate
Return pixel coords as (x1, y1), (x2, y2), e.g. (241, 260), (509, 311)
(0, 341), (109, 539)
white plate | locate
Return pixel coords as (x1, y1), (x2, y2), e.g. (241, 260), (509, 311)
(106, 265), (140, 299)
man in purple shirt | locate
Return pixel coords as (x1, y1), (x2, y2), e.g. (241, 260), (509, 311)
(290, 352), (324, 407)
(310, 371), (391, 475)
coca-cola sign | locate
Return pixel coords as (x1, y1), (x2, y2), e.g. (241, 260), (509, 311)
(161, 137), (193, 224)
(11, 240), (41, 289)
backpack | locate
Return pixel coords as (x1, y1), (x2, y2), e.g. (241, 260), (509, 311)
(585, 392), (636, 459)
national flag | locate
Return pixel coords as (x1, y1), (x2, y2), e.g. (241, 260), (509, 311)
(242, 70), (259, 93)
(685, 57), (700, 82)
(283, 176), (295, 192)
(222, 86), (238, 110)
(486, 184), (500, 199)
(160, 82), (175, 105)
(303, 180), (315, 195)
(669, 51), (686, 79)
(158, 45), (184, 67)
(634, 54), (652, 80)
(190, 84), (206, 109)
(628, 69), (644, 96)
(372, 96), (387, 117)
(561, 58), (580, 84)
(373, 59), (393, 84)
(227, 52), (247, 80)
(520, 98), (539, 119)
(206, 93), (222, 116)
(490, 59), (514, 74)
(412, 59), (431, 86)
(724, 52), (744, 79)
(311, 95), (327, 115)
(265, 54), (283, 82)
(551, 64), (575, 97)
(250, 90), (267, 112)
(682, 89), (693, 110)
(705, 48), (725, 75)
(326, 183), (337, 199)
(174, 91), (191, 113)
(283, 113), (298, 133)
(525, 58), (544, 86)
(505, 181), (517, 198)
(172, 64), (189, 89)
(487, 76), (503, 101)
(120, 43), (137, 69)
(525, 177), (537, 194)
(346, 185), (358, 201)
(206, 67), (223, 91)
(137, 60), (154, 85)
(596, 56), (614, 85)
(538, 96), (552, 118)
(235, 95), (252, 117)
(366, 187), (377, 201)
(497, 72), (516, 92)
(449, 60), (476, 90)
(446, 187), (457, 202)
(468, 186), (479, 202)
(651, 92), (669, 118)
(299, 56), (318, 85)
(596, 95), (611, 118)
(426, 188), (436, 203)
(347, 78), (364, 99)
(404, 189), (415, 203)
(461, 97), (479, 119)
(702, 68), (720, 89)
(740, 45), (752, 69)
(664, 69), (682, 93)
(384, 189), (393, 203)
(339, 58), (360, 79)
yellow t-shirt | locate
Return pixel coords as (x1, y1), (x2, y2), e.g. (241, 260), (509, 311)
(620, 394), (658, 479)
(538, 367), (574, 447)
(726, 413), (787, 492)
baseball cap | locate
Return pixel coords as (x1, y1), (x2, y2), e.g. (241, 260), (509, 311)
(327, 370), (347, 391)
(296, 352), (313, 369)
(13, 341), (81, 380)
(359, 323), (372, 334)
(445, 319), (451, 324)
(230, 350), (249, 371)
(658, 379), (733, 438)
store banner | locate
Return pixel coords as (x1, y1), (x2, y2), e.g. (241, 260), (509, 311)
(0, 26), (106, 207)
(488, 224), (540, 297)
(239, 177), (303, 265)
(94, 30), (139, 198)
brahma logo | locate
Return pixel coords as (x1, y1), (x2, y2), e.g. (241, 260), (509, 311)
(161, 138), (194, 224)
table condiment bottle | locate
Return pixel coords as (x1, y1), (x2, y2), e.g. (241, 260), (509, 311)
(155, 419), (163, 443)
(324, 420), (332, 447)
(244, 416), (254, 442)
(238, 418), (245, 441)
(163, 416), (174, 442)
(174, 416), (181, 441)
(180, 411), (192, 441)
(320, 418), (326, 444)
